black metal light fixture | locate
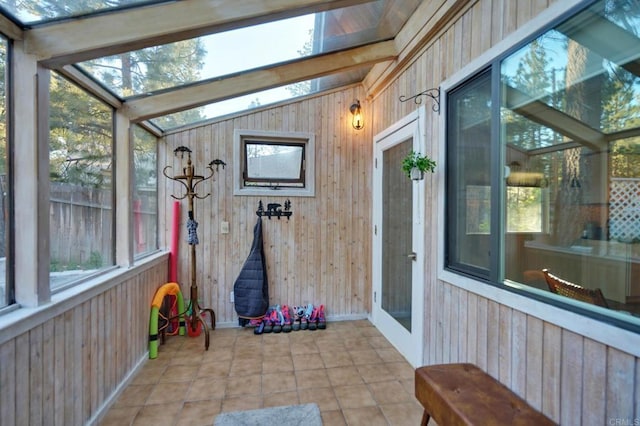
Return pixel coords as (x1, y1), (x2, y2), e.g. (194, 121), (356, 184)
(350, 99), (364, 130)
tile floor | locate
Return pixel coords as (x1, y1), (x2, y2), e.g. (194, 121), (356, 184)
(99, 319), (425, 426)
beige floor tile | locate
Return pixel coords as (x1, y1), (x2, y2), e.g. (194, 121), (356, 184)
(400, 377), (415, 396)
(226, 374), (262, 397)
(385, 361), (415, 380)
(202, 347), (233, 362)
(262, 355), (294, 373)
(368, 380), (413, 404)
(132, 402), (182, 426)
(233, 344), (263, 358)
(333, 384), (376, 409)
(315, 337), (347, 352)
(368, 336), (394, 349)
(380, 401), (425, 426)
(342, 406), (389, 426)
(292, 352), (325, 370)
(220, 395), (262, 413)
(146, 382), (190, 405)
(295, 369), (331, 390)
(320, 409), (347, 426)
(343, 338), (373, 351)
(375, 347), (406, 362)
(361, 327), (383, 337)
(176, 400), (222, 426)
(101, 320), (420, 426)
(112, 384), (154, 408)
(169, 351), (204, 366)
(290, 339), (319, 355)
(131, 363), (167, 385)
(197, 360), (231, 378)
(229, 358), (262, 376)
(185, 377), (227, 401)
(158, 335), (185, 350)
(263, 390), (299, 408)
(357, 363), (395, 383)
(321, 350), (353, 368)
(349, 349), (384, 365)
(99, 406), (140, 426)
(262, 371), (297, 394)
(326, 366), (364, 387)
(158, 364), (200, 383)
(298, 386), (339, 411)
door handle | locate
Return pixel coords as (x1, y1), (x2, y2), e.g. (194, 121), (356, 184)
(407, 252), (417, 261)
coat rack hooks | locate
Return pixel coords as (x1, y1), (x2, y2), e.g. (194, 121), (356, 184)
(256, 199), (292, 220)
(399, 87), (440, 113)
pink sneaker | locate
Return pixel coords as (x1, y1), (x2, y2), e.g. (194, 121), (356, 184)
(317, 305), (326, 329)
(308, 306), (318, 331)
(282, 305), (293, 333)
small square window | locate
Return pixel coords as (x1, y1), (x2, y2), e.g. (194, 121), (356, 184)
(234, 130), (315, 197)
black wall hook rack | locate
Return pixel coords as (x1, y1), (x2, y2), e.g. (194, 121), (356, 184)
(399, 87), (440, 113)
(256, 199), (292, 220)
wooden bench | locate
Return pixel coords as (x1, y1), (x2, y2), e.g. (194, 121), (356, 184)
(415, 363), (555, 425)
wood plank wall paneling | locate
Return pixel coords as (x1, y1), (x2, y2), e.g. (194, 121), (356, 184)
(161, 87), (371, 324)
(369, 0), (639, 424)
(2, 1), (636, 424)
(422, 281), (640, 424)
(0, 259), (167, 425)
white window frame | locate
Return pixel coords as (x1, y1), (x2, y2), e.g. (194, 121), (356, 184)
(233, 129), (315, 197)
(436, 0), (640, 350)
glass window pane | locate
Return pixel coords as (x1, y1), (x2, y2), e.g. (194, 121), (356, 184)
(0, 0), (172, 25)
(0, 38), (8, 308)
(77, 1), (421, 98)
(446, 70), (492, 275)
(502, 0), (640, 317)
(49, 73), (113, 291)
(234, 131), (314, 196)
(501, 1), (640, 138)
(133, 126), (158, 257)
(246, 143), (303, 181)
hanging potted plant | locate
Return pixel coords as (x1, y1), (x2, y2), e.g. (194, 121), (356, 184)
(402, 150), (436, 180)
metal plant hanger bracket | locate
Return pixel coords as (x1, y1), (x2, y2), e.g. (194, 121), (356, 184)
(399, 87), (441, 113)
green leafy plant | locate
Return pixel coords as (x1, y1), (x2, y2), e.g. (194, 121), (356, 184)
(401, 150), (436, 178)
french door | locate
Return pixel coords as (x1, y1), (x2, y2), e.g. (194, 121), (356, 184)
(372, 108), (425, 367)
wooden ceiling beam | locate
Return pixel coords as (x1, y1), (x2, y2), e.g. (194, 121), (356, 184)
(125, 40), (396, 121)
(0, 13), (23, 41)
(25, 0), (373, 67)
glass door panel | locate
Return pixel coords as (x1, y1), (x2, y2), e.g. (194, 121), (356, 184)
(382, 140), (413, 331)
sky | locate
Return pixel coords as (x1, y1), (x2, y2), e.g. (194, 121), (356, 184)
(199, 14), (315, 118)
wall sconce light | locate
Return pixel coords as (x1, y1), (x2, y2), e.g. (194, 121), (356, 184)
(350, 100), (364, 130)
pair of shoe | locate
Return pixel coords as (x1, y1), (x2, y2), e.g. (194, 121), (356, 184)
(248, 317), (265, 335)
(292, 304), (326, 330)
(261, 305), (294, 334)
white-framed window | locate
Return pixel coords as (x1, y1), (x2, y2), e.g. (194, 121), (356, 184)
(445, 0), (640, 331)
(233, 129), (315, 197)
(49, 72), (114, 292)
(133, 125), (158, 258)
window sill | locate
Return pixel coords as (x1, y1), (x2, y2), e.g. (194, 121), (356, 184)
(438, 269), (640, 357)
(0, 251), (168, 346)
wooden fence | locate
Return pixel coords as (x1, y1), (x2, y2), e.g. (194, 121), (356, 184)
(49, 183), (157, 268)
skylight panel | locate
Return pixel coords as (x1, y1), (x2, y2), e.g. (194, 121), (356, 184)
(151, 82), (313, 131)
(77, 14), (316, 98)
(0, 0), (170, 26)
